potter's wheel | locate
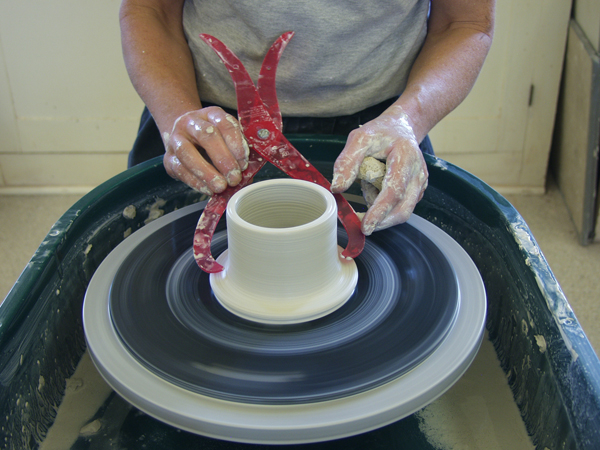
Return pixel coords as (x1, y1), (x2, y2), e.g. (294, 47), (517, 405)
(83, 197), (486, 444)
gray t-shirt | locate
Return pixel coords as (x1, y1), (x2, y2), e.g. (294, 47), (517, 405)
(183, 0), (428, 117)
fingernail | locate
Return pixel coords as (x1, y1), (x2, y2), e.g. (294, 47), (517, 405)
(211, 177), (227, 192)
(238, 158), (249, 171)
(362, 221), (375, 236)
(227, 169), (241, 185)
(331, 173), (344, 191)
(194, 185), (212, 196)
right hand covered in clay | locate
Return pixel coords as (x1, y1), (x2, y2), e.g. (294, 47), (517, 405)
(331, 105), (428, 236)
(163, 106), (250, 195)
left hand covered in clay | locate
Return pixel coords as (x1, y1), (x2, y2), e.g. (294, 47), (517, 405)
(331, 105), (428, 236)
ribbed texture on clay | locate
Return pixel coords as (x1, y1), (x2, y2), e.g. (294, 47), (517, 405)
(210, 179), (358, 324)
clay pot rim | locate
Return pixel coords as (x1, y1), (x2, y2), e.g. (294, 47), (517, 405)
(226, 178), (337, 234)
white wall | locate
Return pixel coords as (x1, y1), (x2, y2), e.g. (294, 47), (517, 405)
(573, 0), (600, 53)
(0, 0), (143, 193)
(429, 0), (571, 194)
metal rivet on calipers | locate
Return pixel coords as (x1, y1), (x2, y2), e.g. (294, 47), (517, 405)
(257, 129), (270, 140)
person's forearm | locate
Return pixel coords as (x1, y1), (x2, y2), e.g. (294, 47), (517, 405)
(119, 0), (201, 135)
(394, 0), (495, 143)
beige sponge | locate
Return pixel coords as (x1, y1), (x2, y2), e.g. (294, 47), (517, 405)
(358, 156), (386, 191)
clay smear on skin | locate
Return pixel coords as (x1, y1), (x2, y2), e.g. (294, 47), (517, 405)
(225, 115), (251, 165)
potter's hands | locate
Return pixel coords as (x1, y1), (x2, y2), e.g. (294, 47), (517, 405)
(163, 107), (250, 195)
(331, 105), (428, 235)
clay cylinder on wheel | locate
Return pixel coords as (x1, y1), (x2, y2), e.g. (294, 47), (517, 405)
(210, 178), (358, 324)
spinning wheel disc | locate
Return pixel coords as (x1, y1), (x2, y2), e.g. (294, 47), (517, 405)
(83, 198), (486, 444)
(109, 205), (458, 404)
